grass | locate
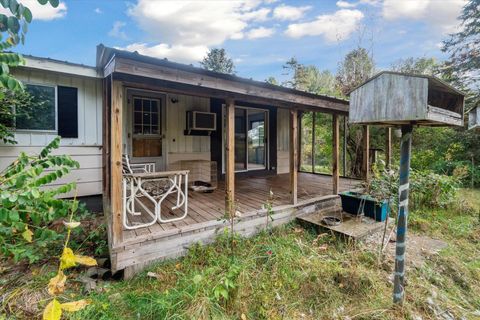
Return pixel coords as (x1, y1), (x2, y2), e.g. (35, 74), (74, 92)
(64, 189), (480, 320)
(2, 190), (479, 319)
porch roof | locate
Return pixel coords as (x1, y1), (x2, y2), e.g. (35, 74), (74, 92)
(96, 44), (349, 115)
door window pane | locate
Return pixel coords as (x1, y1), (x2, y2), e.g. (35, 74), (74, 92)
(234, 108), (247, 171)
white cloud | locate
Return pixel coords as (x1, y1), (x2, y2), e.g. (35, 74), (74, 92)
(336, 0), (380, 8)
(382, 0), (466, 33)
(0, 0), (67, 20)
(94, 7), (102, 14)
(247, 27), (275, 39)
(285, 9), (364, 42)
(128, 0), (270, 47)
(117, 43), (209, 64)
(272, 4), (311, 21)
(109, 21), (128, 40)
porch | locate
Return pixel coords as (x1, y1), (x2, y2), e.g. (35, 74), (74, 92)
(113, 173), (358, 276)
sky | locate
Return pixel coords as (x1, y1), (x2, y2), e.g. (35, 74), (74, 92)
(10, 0), (467, 83)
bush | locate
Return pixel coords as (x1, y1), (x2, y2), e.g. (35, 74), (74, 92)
(367, 161), (460, 211)
(0, 137), (82, 263)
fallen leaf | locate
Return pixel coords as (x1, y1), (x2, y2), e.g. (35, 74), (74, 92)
(147, 272), (160, 279)
(48, 271), (67, 295)
(241, 313), (247, 320)
(319, 244), (329, 251)
(74, 255), (97, 267)
(43, 299), (62, 320)
(61, 299), (90, 312)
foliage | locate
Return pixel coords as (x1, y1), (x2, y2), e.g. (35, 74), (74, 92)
(264, 76), (278, 85)
(442, 0), (480, 91)
(0, 137), (81, 263)
(42, 204), (96, 320)
(200, 48), (235, 75)
(367, 160), (461, 210)
(0, 0), (59, 92)
(69, 189), (480, 320)
(335, 47), (374, 96)
(390, 57), (440, 76)
(281, 57), (341, 97)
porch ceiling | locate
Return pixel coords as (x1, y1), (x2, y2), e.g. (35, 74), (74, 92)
(97, 45), (349, 115)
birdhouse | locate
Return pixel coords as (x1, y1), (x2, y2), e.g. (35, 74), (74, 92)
(468, 106), (479, 130)
(349, 72), (464, 127)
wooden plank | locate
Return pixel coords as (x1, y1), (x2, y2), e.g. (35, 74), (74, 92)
(332, 114), (340, 194)
(111, 80), (123, 246)
(113, 58), (349, 114)
(290, 110), (298, 204)
(363, 125), (370, 184)
(225, 99), (235, 216)
(385, 127), (392, 169)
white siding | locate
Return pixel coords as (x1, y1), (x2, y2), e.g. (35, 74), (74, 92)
(0, 68), (103, 197)
(277, 108), (290, 174)
(165, 93), (211, 170)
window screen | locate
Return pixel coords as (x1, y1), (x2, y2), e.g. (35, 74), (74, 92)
(58, 86), (78, 138)
(16, 84), (56, 131)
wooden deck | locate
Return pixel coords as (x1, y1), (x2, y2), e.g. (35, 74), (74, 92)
(123, 173), (359, 240)
(112, 173), (359, 276)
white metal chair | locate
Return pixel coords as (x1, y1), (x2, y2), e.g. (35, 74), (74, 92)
(122, 154), (189, 230)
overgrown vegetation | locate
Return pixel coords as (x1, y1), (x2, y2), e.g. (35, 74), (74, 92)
(56, 190), (479, 320)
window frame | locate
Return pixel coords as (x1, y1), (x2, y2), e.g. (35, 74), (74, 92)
(131, 95), (162, 138)
(14, 83), (58, 133)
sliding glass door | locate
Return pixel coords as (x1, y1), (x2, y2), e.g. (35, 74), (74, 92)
(224, 106), (268, 172)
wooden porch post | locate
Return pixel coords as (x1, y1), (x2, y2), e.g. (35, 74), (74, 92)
(363, 125), (370, 183)
(225, 98), (235, 216)
(290, 109), (298, 204)
(111, 80), (123, 246)
(386, 127), (392, 169)
(332, 114), (340, 194)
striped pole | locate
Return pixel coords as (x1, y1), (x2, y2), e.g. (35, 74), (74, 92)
(393, 125), (413, 304)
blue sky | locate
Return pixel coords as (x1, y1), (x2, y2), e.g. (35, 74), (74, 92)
(13, 0), (466, 83)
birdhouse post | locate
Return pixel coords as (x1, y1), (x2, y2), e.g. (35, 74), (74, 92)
(349, 72), (465, 304)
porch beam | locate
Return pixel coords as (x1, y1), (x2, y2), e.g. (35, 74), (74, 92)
(332, 114), (340, 194)
(290, 109), (298, 204)
(225, 98), (235, 217)
(386, 127), (392, 169)
(112, 58), (349, 114)
(111, 80), (123, 246)
(363, 125), (370, 183)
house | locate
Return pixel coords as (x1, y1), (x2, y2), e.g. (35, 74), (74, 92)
(2, 45), (369, 277)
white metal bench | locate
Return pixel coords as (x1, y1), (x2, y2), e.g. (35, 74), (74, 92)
(122, 154), (189, 230)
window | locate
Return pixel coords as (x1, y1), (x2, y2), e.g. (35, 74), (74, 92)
(16, 84), (56, 131)
(133, 97), (160, 136)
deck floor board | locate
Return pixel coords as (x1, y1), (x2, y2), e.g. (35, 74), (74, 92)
(122, 173), (359, 241)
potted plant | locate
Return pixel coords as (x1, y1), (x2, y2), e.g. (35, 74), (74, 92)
(339, 161), (397, 222)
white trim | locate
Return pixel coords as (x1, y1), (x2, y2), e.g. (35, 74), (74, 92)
(22, 56), (101, 79)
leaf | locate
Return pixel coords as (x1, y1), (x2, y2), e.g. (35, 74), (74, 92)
(63, 221), (81, 229)
(59, 247), (76, 270)
(47, 271), (66, 295)
(21, 226), (33, 242)
(60, 299), (90, 312)
(43, 299), (62, 320)
(22, 7), (32, 23)
(74, 254), (97, 267)
(49, 0), (59, 8)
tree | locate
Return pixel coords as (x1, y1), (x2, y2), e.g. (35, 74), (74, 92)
(390, 57), (439, 76)
(336, 47), (374, 96)
(265, 76), (278, 85)
(442, 0), (480, 91)
(281, 57), (341, 97)
(200, 48), (235, 74)
(0, 0), (60, 144)
(336, 47), (375, 177)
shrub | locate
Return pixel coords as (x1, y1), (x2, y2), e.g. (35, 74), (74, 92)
(367, 161), (460, 211)
(0, 137), (81, 263)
